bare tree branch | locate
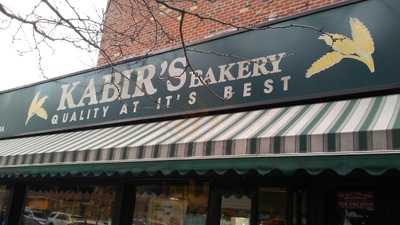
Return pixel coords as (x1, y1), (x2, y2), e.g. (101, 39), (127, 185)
(0, 0), (339, 106)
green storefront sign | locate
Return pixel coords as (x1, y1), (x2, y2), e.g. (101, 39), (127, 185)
(0, 0), (399, 138)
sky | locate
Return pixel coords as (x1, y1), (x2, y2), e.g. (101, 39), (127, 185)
(0, 0), (108, 92)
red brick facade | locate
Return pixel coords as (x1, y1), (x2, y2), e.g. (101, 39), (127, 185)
(98, 0), (348, 65)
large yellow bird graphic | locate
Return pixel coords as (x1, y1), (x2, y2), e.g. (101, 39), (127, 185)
(25, 92), (48, 125)
(306, 17), (375, 78)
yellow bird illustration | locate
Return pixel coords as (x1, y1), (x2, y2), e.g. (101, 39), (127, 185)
(306, 17), (375, 78)
(25, 92), (48, 125)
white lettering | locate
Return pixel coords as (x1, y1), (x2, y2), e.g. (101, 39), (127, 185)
(203, 68), (217, 85)
(237, 60), (252, 79)
(268, 52), (286, 74)
(252, 52), (286, 76)
(120, 104), (128, 115)
(132, 101), (139, 113)
(132, 64), (157, 97)
(69, 112), (77, 122)
(77, 79), (98, 107)
(243, 82), (252, 97)
(156, 98), (161, 110)
(165, 96), (173, 108)
(51, 115), (58, 125)
(57, 82), (80, 110)
(264, 79), (274, 94)
(252, 57), (270, 76)
(167, 57), (187, 91)
(188, 92), (197, 105)
(86, 109), (91, 120)
(100, 74), (121, 103)
(189, 70), (203, 88)
(224, 86), (234, 100)
(79, 110), (85, 121)
(218, 63), (236, 82)
(121, 72), (132, 99)
(102, 106), (110, 117)
(281, 76), (291, 91)
(93, 108), (100, 118)
(62, 113), (68, 123)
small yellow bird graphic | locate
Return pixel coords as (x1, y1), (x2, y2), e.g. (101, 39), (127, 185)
(25, 92), (48, 125)
(306, 17), (375, 78)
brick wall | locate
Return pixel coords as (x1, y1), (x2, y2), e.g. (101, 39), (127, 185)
(98, 0), (348, 65)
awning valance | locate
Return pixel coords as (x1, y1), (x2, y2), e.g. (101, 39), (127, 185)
(0, 153), (399, 178)
(0, 94), (399, 175)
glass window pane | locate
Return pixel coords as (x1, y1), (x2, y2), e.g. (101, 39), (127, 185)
(336, 191), (376, 225)
(220, 194), (251, 225)
(22, 184), (115, 225)
(0, 186), (10, 225)
(258, 187), (287, 225)
(132, 181), (209, 225)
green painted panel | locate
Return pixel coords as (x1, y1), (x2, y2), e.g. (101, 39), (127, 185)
(0, 0), (399, 138)
(0, 153), (399, 177)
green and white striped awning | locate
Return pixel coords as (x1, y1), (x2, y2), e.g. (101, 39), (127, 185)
(0, 94), (400, 175)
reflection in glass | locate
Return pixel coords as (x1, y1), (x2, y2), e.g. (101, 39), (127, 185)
(220, 195), (251, 225)
(0, 186), (10, 225)
(258, 187), (287, 225)
(132, 181), (209, 225)
(21, 185), (115, 225)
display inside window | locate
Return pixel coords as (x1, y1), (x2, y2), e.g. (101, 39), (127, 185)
(0, 186), (10, 225)
(257, 187), (287, 225)
(21, 184), (115, 225)
(132, 181), (209, 225)
(220, 194), (252, 225)
(335, 191), (376, 225)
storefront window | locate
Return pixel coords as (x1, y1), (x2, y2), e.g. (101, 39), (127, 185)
(132, 181), (209, 225)
(335, 191), (376, 225)
(292, 190), (308, 225)
(257, 187), (287, 225)
(0, 186), (10, 225)
(220, 194), (252, 225)
(22, 184), (115, 225)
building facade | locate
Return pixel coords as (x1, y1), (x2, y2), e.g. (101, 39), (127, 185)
(98, 0), (348, 64)
(0, 1), (399, 225)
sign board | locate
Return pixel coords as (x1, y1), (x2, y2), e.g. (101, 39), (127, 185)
(0, 0), (400, 138)
(336, 191), (376, 225)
